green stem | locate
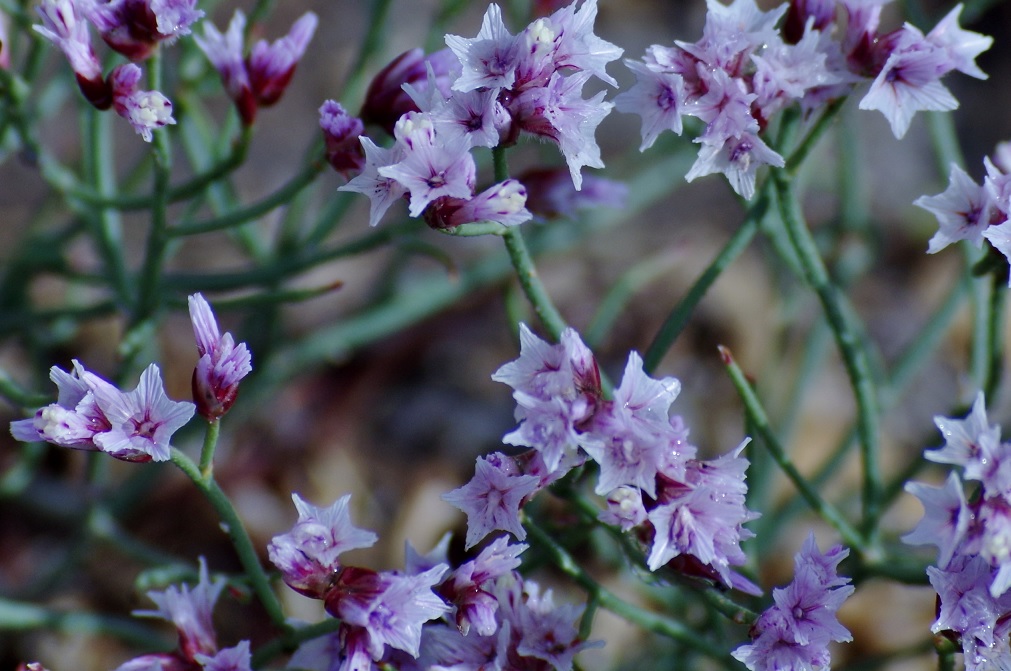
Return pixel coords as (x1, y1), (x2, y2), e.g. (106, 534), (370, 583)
(0, 597), (171, 647)
(493, 147), (568, 340)
(135, 51), (172, 324)
(523, 517), (738, 664)
(0, 366), (51, 407)
(85, 108), (131, 304)
(772, 169), (882, 539)
(643, 191), (766, 373)
(170, 448), (289, 629)
(199, 419), (221, 479)
(720, 345), (865, 552)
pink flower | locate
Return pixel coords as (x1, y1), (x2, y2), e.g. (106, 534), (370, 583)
(187, 293), (252, 420)
(109, 63), (175, 142)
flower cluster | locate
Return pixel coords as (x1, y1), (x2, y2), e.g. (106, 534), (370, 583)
(915, 141), (1011, 279)
(330, 0), (623, 230)
(617, 0), (991, 199)
(904, 393), (1011, 669)
(10, 293), (250, 457)
(33, 0), (197, 139)
(444, 324), (760, 593)
(194, 10), (318, 126)
(733, 534), (854, 671)
(268, 493), (593, 671)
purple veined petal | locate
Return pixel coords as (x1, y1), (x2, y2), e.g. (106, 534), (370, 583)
(193, 641), (252, 671)
(916, 164), (993, 253)
(926, 3), (993, 80)
(614, 59), (686, 151)
(338, 136), (408, 227)
(445, 3), (519, 92)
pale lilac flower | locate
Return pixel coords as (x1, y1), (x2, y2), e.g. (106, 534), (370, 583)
(112, 653), (189, 671)
(329, 565), (451, 660)
(424, 180), (532, 229)
(858, 28), (959, 139)
(677, 0), (786, 76)
(445, 3), (519, 92)
(442, 453), (541, 548)
(404, 533), (451, 576)
(733, 536), (853, 671)
(194, 641), (252, 671)
(511, 70), (612, 190)
(599, 486), (647, 531)
(976, 499), (1011, 597)
(338, 136), (408, 227)
(89, 363), (193, 462)
(192, 10), (250, 114)
(686, 131), (785, 200)
(34, 0), (109, 107)
(134, 558), (225, 662)
(443, 536), (526, 636)
(647, 440), (758, 584)
(267, 493), (379, 598)
(109, 63), (176, 142)
(0, 10), (9, 69)
(497, 577), (595, 671)
(916, 164), (995, 253)
(379, 128), (477, 217)
(751, 25), (841, 120)
(926, 4), (992, 80)
(614, 59), (686, 151)
(84, 0), (203, 59)
(984, 222), (1011, 284)
(187, 293), (252, 420)
(542, 0), (623, 87)
(928, 554), (1003, 646)
(286, 631), (343, 671)
(927, 392), (1007, 490)
(11, 360), (111, 449)
(903, 473), (970, 568)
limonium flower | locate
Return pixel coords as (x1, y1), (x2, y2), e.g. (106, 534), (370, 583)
(11, 361), (194, 463)
(733, 535), (854, 671)
(267, 493), (379, 599)
(195, 10), (317, 125)
(83, 0), (203, 60)
(134, 558), (226, 663)
(188, 293), (252, 420)
(109, 63), (175, 142)
(319, 100), (365, 178)
(905, 393), (1011, 668)
(34, 0), (109, 108)
(194, 641), (252, 671)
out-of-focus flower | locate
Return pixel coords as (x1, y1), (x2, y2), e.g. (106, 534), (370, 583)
(319, 100), (365, 178)
(84, 0), (203, 60)
(361, 47), (459, 135)
(195, 10), (317, 125)
(187, 293), (252, 420)
(134, 558), (226, 662)
(34, 0), (110, 108)
(109, 63), (175, 142)
(194, 641), (253, 671)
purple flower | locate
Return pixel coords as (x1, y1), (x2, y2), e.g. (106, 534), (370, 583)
(925, 4), (993, 81)
(686, 131), (784, 200)
(857, 27), (959, 139)
(108, 63), (175, 142)
(134, 558), (225, 662)
(193, 641), (252, 671)
(11, 360), (111, 450)
(338, 136), (409, 228)
(84, 0), (203, 60)
(327, 565), (450, 660)
(424, 180), (532, 229)
(733, 535), (854, 671)
(195, 10), (317, 125)
(187, 293), (252, 420)
(267, 493), (379, 599)
(443, 536), (526, 636)
(916, 164), (996, 253)
(445, 3), (519, 93)
(903, 473), (970, 568)
(319, 100), (366, 178)
(442, 453), (541, 549)
(361, 48), (459, 135)
(34, 0), (109, 108)
(520, 168), (627, 219)
(927, 392), (1010, 494)
(89, 363), (194, 462)
(614, 59), (686, 151)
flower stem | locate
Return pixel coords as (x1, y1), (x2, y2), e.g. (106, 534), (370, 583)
(772, 169), (882, 540)
(199, 419), (221, 479)
(0, 597), (171, 648)
(719, 345), (865, 552)
(170, 448), (289, 630)
(493, 146), (569, 341)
